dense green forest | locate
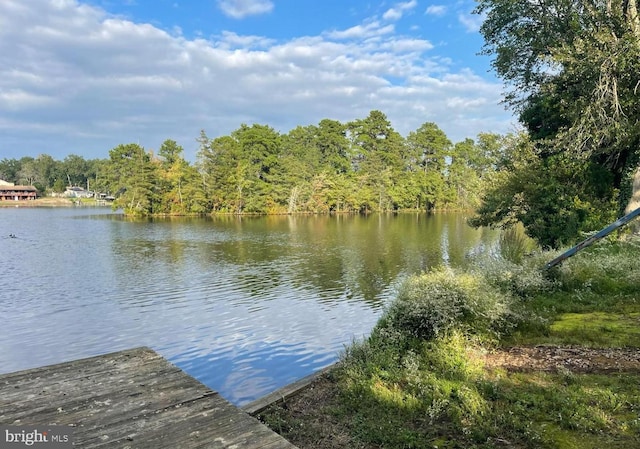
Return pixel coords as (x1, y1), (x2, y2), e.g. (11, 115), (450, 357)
(0, 110), (512, 217)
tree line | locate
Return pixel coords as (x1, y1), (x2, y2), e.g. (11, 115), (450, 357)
(0, 154), (104, 195)
(0, 110), (512, 217)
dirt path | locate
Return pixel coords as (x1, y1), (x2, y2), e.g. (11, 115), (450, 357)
(483, 346), (640, 374)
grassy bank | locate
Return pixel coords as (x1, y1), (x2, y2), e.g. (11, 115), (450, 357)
(258, 236), (640, 448)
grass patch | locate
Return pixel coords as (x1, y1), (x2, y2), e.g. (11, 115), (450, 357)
(483, 371), (640, 448)
(547, 312), (640, 347)
(332, 331), (640, 448)
(261, 341), (640, 448)
(554, 239), (640, 296)
(508, 310), (640, 347)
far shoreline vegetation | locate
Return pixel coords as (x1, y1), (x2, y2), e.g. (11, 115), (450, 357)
(2, 107), (633, 250)
(0, 110), (508, 219)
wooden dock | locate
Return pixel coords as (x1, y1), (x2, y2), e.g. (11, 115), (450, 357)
(0, 347), (297, 448)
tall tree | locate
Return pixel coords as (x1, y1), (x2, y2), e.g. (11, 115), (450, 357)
(276, 120), (353, 213)
(474, 0), (640, 245)
(348, 110), (405, 211)
(198, 125), (282, 214)
(62, 154), (91, 189)
(316, 119), (351, 174)
(17, 157), (37, 186)
(448, 139), (482, 209)
(157, 139), (192, 214)
(233, 124), (282, 212)
(31, 154), (59, 191)
(158, 139), (183, 165)
(89, 159), (111, 196)
(476, 0), (640, 184)
(198, 131), (250, 213)
(106, 143), (157, 215)
(277, 125), (321, 213)
(0, 158), (22, 184)
(406, 122), (452, 210)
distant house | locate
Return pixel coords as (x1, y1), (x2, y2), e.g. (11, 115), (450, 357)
(0, 184), (38, 201)
(64, 186), (93, 198)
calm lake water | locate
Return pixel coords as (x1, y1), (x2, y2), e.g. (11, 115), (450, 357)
(0, 207), (498, 405)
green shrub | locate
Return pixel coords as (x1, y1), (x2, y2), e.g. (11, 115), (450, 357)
(479, 252), (558, 299)
(382, 268), (513, 340)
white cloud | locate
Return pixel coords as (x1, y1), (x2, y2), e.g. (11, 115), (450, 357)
(217, 0), (274, 19)
(382, 0), (418, 21)
(0, 0), (512, 160)
(0, 89), (56, 110)
(458, 12), (484, 32)
(425, 5), (447, 16)
(325, 21), (395, 40)
(217, 31), (275, 49)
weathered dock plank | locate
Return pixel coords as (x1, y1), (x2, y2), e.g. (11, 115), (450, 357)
(0, 347), (297, 448)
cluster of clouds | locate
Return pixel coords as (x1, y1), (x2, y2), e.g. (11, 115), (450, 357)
(0, 0), (514, 160)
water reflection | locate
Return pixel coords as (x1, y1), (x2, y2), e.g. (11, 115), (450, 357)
(0, 209), (499, 405)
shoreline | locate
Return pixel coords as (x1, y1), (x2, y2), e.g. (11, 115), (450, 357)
(243, 363), (337, 415)
(0, 198), (107, 208)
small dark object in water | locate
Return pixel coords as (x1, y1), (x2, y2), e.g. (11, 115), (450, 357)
(9, 234), (16, 238)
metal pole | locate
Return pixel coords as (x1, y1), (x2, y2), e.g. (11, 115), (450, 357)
(545, 207), (640, 269)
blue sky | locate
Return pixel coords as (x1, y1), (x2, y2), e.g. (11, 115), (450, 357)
(0, 0), (515, 161)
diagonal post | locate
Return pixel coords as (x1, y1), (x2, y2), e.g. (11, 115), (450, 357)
(545, 207), (640, 269)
